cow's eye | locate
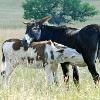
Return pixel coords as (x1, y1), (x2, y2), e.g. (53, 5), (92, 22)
(32, 27), (37, 30)
(33, 27), (37, 30)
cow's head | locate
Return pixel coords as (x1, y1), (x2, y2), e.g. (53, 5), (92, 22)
(23, 16), (51, 41)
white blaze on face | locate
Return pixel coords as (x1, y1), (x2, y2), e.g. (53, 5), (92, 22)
(24, 34), (32, 44)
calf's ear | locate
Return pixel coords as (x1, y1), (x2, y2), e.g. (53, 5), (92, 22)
(53, 42), (67, 49)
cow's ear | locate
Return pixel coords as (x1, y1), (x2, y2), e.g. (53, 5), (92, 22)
(37, 16), (51, 25)
(56, 49), (64, 53)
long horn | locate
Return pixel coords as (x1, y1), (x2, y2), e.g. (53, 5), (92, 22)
(23, 20), (35, 25)
(23, 21), (30, 24)
(23, 20), (33, 25)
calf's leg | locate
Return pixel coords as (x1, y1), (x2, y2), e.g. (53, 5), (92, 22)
(45, 64), (54, 85)
(0, 61), (14, 86)
(51, 63), (59, 84)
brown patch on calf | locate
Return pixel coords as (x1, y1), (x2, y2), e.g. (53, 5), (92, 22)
(13, 40), (22, 50)
(33, 43), (46, 61)
(30, 40), (52, 63)
(4, 39), (23, 50)
(4, 39), (28, 51)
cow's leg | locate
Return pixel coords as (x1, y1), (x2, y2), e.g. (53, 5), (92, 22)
(61, 63), (80, 88)
(51, 63), (59, 85)
(72, 65), (79, 88)
(61, 62), (70, 85)
(87, 63), (99, 84)
(45, 64), (54, 85)
(82, 52), (99, 85)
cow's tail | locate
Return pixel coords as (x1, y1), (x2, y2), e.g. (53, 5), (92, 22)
(97, 25), (100, 62)
(98, 25), (100, 42)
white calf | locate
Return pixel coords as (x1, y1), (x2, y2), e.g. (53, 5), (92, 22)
(0, 39), (85, 86)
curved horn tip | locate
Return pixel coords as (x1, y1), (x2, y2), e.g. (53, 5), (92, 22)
(42, 16), (51, 20)
(23, 21), (30, 24)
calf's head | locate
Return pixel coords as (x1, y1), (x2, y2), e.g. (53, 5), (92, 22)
(44, 41), (66, 63)
(49, 41), (83, 64)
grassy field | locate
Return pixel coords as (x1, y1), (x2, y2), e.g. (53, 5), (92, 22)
(0, 0), (100, 100)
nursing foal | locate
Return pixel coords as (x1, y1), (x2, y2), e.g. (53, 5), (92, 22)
(1, 39), (84, 86)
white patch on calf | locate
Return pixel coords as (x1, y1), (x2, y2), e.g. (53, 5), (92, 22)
(44, 43), (63, 63)
(2, 41), (38, 68)
(63, 48), (86, 67)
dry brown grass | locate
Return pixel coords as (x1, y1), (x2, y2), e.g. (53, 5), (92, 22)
(0, 29), (100, 100)
(0, 0), (100, 99)
(0, 28), (25, 43)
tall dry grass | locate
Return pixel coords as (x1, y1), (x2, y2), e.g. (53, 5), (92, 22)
(0, 0), (100, 99)
(0, 29), (100, 100)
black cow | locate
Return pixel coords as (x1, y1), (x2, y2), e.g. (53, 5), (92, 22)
(23, 16), (100, 86)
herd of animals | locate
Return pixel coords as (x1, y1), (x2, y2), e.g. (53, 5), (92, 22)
(0, 16), (100, 88)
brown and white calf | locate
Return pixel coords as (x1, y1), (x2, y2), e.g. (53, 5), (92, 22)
(0, 39), (85, 86)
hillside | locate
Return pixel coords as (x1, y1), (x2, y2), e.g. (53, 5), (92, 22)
(75, 0), (100, 27)
(0, 0), (100, 28)
(0, 0), (24, 28)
